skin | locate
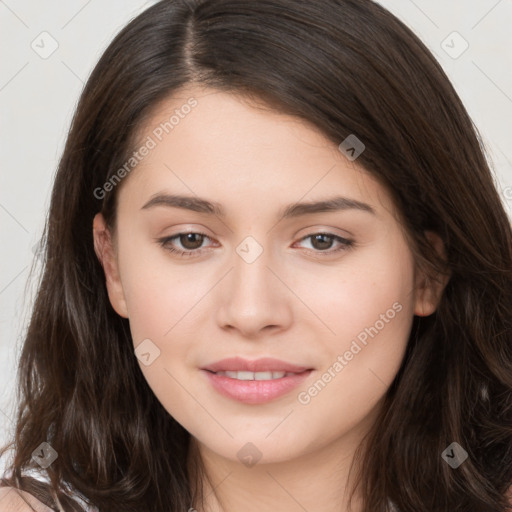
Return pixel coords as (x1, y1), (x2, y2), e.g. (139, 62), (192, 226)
(0, 487), (54, 512)
(93, 85), (447, 512)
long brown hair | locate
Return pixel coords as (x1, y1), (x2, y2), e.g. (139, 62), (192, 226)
(1, 0), (511, 510)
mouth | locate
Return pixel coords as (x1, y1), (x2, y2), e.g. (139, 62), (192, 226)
(201, 356), (312, 374)
(201, 367), (314, 404)
(205, 370), (302, 380)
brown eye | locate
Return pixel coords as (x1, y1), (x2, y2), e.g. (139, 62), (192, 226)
(178, 233), (205, 250)
(157, 231), (213, 257)
(295, 232), (354, 257)
(310, 233), (335, 250)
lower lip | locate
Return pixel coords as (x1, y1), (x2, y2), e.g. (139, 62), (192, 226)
(201, 369), (313, 404)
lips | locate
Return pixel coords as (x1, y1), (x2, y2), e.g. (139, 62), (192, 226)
(201, 357), (311, 374)
(214, 370), (294, 380)
(200, 357), (314, 404)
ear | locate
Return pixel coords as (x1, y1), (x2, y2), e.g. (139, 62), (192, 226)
(414, 231), (450, 317)
(93, 213), (129, 318)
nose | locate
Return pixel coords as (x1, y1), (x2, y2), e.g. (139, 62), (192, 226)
(215, 240), (293, 339)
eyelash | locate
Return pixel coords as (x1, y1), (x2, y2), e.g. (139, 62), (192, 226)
(157, 231), (354, 258)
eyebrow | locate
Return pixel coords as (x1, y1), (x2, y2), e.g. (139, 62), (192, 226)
(141, 193), (376, 220)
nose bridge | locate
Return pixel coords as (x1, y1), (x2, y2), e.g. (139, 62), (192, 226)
(215, 233), (291, 335)
(231, 234), (275, 299)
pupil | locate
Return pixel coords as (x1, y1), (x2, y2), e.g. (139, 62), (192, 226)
(314, 234), (332, 250)
(182, 233), (203, 249)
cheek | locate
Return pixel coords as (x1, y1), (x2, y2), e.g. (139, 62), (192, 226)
(117, 245), (206, 426)
(117, 237), (207, 344)
(301, 235), (416, 401)
(302, 235), (415, 347)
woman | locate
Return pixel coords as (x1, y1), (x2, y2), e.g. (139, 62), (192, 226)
(1, 0), (511, 510)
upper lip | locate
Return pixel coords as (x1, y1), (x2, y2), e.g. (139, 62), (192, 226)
(202, 357), (312, 373)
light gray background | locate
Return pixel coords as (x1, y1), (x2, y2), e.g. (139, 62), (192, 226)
(1, 0), (511, 449)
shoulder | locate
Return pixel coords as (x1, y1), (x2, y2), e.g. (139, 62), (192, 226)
(0, 485), (54, 512)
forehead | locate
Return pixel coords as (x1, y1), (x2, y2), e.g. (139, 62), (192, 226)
(117, 85), (396, 220)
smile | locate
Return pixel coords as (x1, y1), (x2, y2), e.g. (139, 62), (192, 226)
(213, 370), (297, 380)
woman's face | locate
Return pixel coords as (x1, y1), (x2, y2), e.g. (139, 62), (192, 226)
(94, 85), (438, 466)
